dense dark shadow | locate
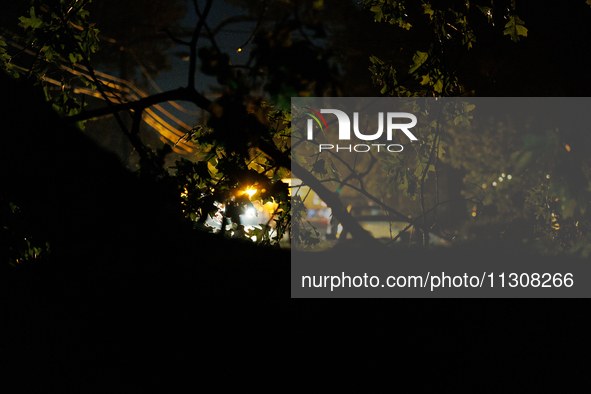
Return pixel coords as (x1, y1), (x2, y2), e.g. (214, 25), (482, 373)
(0, 72), (289, 390)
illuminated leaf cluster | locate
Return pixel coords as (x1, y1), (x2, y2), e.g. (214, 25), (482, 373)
(2, 0), (101, 121)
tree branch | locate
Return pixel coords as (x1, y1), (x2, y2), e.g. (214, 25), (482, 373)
(312, 178), (416, 225)
(67, 87), (211, 122)
(163, 29), (191, 46)
(65, 61), (376, 247)
(194, 1), (221, 54)
(289, 161), (382, 247)
(188, 0), (213, 89)
(419, 101), (443, 249)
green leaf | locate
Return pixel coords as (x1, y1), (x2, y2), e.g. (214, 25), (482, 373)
(453, 112), (472, 125)
(369, 55), (384, 65)
(504, 15), (528, 42)
(19, 7), (43, 30)
(462, 31), (476, 49)
(0, 38), (10, 69)
(409, 51), (428, 74)
(311, 158), (327, 176)
(422, 4), (434, 18)
(477, 6), (493, 23)
(414, 164), (424, 179)
(433, 78), (443, 93)
(69, 53), (80, 64)
(370, 5), (384, 22)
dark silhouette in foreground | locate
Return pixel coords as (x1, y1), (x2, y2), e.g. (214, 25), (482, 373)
(0, 72), (288, 389)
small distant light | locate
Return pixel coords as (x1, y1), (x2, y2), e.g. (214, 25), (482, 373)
(499, 177), (503, 182)
(565, 144), (571, 152)
(482, 184), (487, 189)
(471, 212), (477, 217)
(492, 182), (497, 186)
(507, 175), (512, 180)
(237, 48), (242, 52)
(502, 173), (505, 177)
(546, 174), (550, 179)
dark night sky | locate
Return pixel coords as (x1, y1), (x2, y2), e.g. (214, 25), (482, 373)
(156, 2), (255, 93)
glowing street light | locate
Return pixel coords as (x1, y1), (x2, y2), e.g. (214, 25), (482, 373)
(243, 187), (257, 198)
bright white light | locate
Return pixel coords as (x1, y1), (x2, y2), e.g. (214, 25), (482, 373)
(507, 175), (512, 180)
(502, 173), (506, 177)
(245, 208), (256, 218)
(546, 174), (550, 179)
(499, 177), (503, 182)
(244, 188), (257, 198)
(492, 182), (497, 186)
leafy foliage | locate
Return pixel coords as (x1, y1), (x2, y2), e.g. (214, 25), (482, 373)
(0, 0), (311, 259)
(365, 0), (413, 30)
(0, 37), (11, 73)
(351, 0), (591, 255)
(4, 0), (101, 119)
(503, 14), (528, 42)
(3, 0), (591, 259)
(362, 0), (531, 97)
(1, 198), (50, 266)
(172, 106), (292, 245)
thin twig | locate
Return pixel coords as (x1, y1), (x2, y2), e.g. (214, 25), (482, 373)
(188, 0), (213, 89)
(194, 2), (221, 54)
(163, 29), (191, 46)
(419, 100), (443, 249)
